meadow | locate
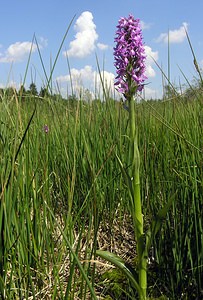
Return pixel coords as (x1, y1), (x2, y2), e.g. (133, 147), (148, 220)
(0, 82), (202, 299)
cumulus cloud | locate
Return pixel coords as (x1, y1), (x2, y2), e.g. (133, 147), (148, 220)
(156, 22), (188, 44)
(56, 63), (161, 100)
(144, 45), (159, 78)
(57, 44), (159, 98)
(0, 41), (38, 63)
(0, 80), (22, 91)
(64, 11), (98, 58)
(140, 21), (151, 30)
(144, 86), (160, 99)
(56, 65), (115, 98)
(38, 36), (48, 48)
(57, 65), (94, 84)
(97, 43), (109, 50)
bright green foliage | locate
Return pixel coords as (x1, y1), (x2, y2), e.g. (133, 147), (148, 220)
(0, 20), (202, 299)
(0, 93), (202, 299)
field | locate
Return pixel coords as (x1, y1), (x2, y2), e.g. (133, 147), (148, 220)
(0, 85), (202, 299)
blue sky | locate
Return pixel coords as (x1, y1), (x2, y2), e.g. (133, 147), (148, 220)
(1, 0), (203, 99)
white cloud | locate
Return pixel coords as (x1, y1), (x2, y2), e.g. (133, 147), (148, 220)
(97, 43), (109, 50)
(0, 80), (21, 90)
(0, 41), (38, 63)
(38, 36), (48, 48)
(156, 22), (188, 44)
(140, 21), (151, 30)
(63, 11), (98, 58)
(56, 63), (161, 100)
(56, 65), (115, 98)
(144, 45), (159, 78)
(57, 65), (94, 84)
(144, 86), (161, 99)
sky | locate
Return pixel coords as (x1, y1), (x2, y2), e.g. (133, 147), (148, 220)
(1, 0), (203, 99)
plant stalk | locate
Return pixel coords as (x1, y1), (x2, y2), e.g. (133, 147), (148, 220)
(128, 95), (147, 300)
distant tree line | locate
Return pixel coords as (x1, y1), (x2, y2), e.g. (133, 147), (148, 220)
(1, 78), (202, 103)
(0, 82), (67, 102)
(0, 82), (100, 103)
(0, 82), (106, 104)
(163, 77), (203, 101)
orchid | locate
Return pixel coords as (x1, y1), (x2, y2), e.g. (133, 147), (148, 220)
(114, 15), (147, 98)
(98, 15), (149, 300)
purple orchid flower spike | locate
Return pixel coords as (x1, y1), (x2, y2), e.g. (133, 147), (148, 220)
(114, 15), (147, 99)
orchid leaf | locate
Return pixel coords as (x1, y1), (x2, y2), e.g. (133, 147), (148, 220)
(96, 250), (141, 296)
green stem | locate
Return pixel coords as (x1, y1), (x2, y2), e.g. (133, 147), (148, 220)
(128, 95), (147, 300)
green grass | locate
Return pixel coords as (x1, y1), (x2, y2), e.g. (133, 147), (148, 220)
(0, 22), (202, 298)
(0, 90), (202, 299)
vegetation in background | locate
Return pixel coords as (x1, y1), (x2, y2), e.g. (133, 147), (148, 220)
(0, 18), (202, 299)
(0, 83), (202, 299)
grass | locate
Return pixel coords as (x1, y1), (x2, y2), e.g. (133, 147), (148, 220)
(0, 21), (203, 299)
(0, 90), (202, 299)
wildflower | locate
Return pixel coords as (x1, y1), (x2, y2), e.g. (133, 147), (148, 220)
(114, 15), (148, 300)
(114, 15), (147, 98)
(43, 124), (49, 134)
